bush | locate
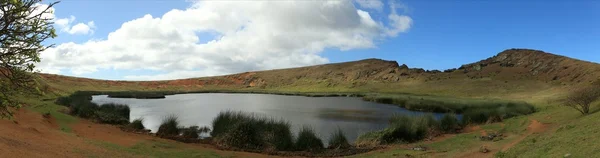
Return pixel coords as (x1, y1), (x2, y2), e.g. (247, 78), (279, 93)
(295, 126), (324, 151)
(328, 128), (350, 149)
(440, 113), (459, 133)
(128, 118), (145, 130)
(157, 115), (181, 137)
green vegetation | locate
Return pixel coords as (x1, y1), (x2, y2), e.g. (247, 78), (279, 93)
(211, 111), (294, 151)
(0, 0), (58, 119)
(107, 91), (169, 99)
(128, 118), (146, 130)
(363, 94), (535, 124)
(295, 126), (324, 151)
(440, 113), (460, 133)
(55, 92), (130, 125)
(356, 113), (462, 146)
(563, 84), (600, 114)
(328, 128), (351, 149)
(157, 115), (182, 137)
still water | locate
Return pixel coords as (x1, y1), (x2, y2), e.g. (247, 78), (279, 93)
(92, 93), (446, 143)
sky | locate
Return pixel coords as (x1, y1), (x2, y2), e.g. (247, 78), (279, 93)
(36, 0), (600, 81)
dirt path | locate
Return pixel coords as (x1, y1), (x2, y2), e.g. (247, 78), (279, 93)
(452, 120), (547, 158)
(501, 119), (547, 151)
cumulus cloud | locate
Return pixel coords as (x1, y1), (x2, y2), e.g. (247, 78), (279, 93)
(54, 16), (96, 35)
(38, 1), (412, 80)
(355, 0), (384, 11)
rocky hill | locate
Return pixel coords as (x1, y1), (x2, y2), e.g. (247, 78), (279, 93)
(39, 49), (600, 97)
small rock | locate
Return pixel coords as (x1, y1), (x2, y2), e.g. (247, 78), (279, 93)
(479, 146), (490, 153)
(564, 153), (571, 157)
(412, 145), (427, 151)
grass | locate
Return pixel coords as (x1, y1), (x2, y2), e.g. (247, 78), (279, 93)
(363, 94), (535, 113)
(21, 95), (78, 132)
(295, 126), (324, 151)
(128, 118), (145, 130)
(328, 128), (351, 149)
(181, 126), (211, 139)
(440, 113), (460, 133)
(55, 92), (131, 125)
(157, 114), (182, 137)
(93, 140), (224, 158)
(356, 113), (462, 146)
(211, 111), (295, 151)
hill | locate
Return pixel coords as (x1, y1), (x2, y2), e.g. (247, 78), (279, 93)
(6, 48), (600, 157)
(39, 48), (600, 99)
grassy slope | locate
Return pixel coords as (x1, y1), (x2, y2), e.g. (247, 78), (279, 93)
(17, 49), (600, 157)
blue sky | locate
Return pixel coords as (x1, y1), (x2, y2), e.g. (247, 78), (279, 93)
(40, 0), (600, 80)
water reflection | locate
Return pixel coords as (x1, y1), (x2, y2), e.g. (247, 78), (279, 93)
(92, 93), (448, 143)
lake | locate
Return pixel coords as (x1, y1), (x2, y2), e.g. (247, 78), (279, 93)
(92, 93), (447, 143)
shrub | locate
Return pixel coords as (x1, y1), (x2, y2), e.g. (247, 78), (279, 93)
(157, 115), (181, 137)
(328, 128), (351, 149)
(128, 118), (145, 130)
(295, 126), (324, 151)
(440, 113), (459, 133)
(563, 85), (600, 115)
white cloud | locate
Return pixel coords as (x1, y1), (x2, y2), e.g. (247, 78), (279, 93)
(355, 0), (384, 11)
(54, 16), (96, 35)
(38, 1), (412, 80)
(67, 21), (95, 35)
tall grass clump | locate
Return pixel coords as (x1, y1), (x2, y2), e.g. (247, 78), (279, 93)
(128, 118), (145, 130)
(440, 113), (460, 133)
(295, 126), (324, 151)
(356, 113), (460, 146)
(181, 126), (202, 139)
(380, 114), (429, 143)
(211, 111), (294, 151)
(56, 91), (132, 125)
(328, 128), (350, 149)
(157, 114), (181, 137)
(94, 103), (130, 124)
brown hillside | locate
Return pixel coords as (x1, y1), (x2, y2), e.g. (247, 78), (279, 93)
(458, 49), (600, 85)
(38, 49), (600, 98)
